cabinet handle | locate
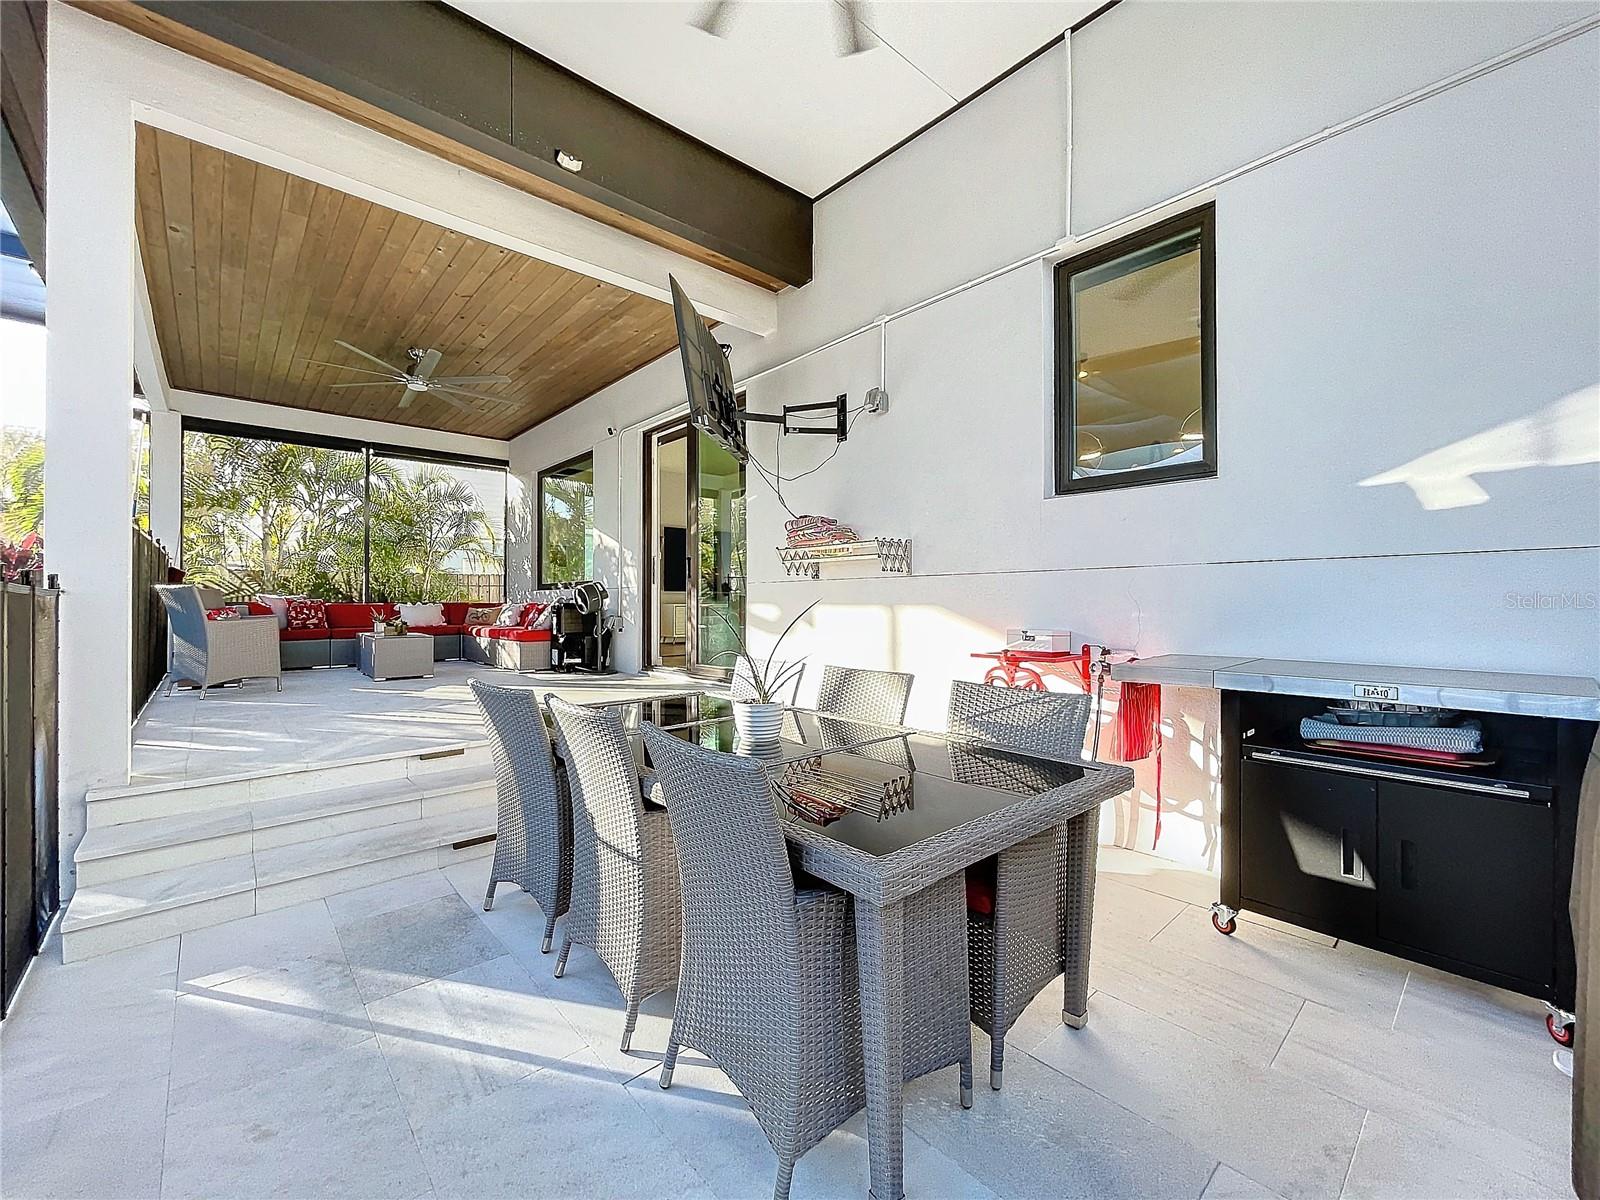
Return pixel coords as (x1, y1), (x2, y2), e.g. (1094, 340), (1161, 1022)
(1398, 839), (1418, 890)
(1247, 749), (1535, 800)
(1340, 828), (1362, 881)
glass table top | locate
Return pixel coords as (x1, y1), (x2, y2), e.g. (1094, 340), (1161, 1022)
(562, 695), (1102, 860)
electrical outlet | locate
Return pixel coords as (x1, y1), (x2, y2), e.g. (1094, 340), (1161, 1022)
(864, 386), (890, 414)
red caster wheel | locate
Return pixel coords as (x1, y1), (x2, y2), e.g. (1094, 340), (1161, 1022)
(1548, 1012), (1575, 1047)
(1211, 910), (1237, 936)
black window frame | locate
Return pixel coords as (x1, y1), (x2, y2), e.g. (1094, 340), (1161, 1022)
(1053, 204), (1217, 495)
(537, 449), (598, 589)
(179, 417), (510, 603)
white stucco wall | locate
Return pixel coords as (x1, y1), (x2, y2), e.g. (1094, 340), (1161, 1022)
(510, 3), (1600, 871)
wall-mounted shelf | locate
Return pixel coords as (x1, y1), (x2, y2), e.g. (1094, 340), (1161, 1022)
(776, 538), (912, 580)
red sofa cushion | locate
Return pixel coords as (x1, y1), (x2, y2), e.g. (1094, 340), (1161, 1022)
(327, 629), (361, 640)
(441, 603), (472, 625)
(406, 624), (465, 636)
(325, 602), (394, 629)
(965, 858), (997, 916)
(285, 598), (328, 630)
(279, 627), (330, 642)
(490, 627), (552, 643)
(245, 601), (274, 617)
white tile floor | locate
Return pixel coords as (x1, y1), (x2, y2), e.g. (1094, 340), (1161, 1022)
(131, 662), (713, 784)
(1, 849), (1571, 1200)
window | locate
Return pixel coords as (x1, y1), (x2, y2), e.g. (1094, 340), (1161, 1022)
(1054, 206), (1215, 493)
(539, 452), (596, 586)
(181, 426), (507, 602)
(370, 453), (506, 604)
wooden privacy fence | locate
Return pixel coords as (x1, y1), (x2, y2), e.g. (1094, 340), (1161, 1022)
(1, 578), (60, 1017)
(132, 527), (171, 718)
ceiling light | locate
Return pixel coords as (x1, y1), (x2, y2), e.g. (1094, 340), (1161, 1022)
(555, 149), (583, 174)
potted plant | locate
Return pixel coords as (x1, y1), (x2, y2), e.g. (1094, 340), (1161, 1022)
(710, 601), (815, 745)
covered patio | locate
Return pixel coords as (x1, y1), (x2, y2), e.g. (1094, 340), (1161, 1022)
(6, 2), (1598, 1200)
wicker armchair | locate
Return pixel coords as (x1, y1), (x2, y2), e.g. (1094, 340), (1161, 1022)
(545, 696), (682, 1052)
(469, 681), (572, 953)
(814, 665), (913, 725)
(642, 724), (866, 1200)
(154, 585), (281, 698)
(948, 680), (1096, 1090)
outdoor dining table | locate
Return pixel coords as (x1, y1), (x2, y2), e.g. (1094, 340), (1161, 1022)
(575, 692), (1135, 1200)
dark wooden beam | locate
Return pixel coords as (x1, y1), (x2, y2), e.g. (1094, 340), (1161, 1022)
(72, 0), (811, 290)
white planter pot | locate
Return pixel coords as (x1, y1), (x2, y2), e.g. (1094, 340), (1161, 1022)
(733, 700), (784, 745)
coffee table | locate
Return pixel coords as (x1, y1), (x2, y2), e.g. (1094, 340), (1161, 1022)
(358, 632), (434, 681)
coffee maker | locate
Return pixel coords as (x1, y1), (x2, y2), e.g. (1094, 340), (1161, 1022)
(549, 580), (617, 674)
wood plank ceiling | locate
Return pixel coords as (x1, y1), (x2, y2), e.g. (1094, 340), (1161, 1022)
(133, 124), (682, 439)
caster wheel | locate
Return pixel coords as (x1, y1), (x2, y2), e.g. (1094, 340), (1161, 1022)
(1212, 911), (1237, 936)
(1548, 1012), (1575, 1047)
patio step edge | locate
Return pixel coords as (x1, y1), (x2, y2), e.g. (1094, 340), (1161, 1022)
(86, 742), (494, 828)
(62, 805), (497, 962)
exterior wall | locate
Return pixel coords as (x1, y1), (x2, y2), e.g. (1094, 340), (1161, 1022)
(510, 3), (1600, 871)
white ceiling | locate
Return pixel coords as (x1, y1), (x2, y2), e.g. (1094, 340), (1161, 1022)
(450, 1), (1101, 195)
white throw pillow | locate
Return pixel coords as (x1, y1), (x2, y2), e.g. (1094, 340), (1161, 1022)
(256, 594), (292, 630)
(397, 602), (446, 627)
(493, 602), (525, 627)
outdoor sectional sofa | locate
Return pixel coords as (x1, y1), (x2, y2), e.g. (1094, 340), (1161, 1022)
(236, 598), (557, 672)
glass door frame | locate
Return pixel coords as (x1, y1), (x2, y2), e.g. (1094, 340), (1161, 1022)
(641, 415), (744, 681)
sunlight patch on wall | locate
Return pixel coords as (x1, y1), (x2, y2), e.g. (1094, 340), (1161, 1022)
(1359, 387), (1600, 509)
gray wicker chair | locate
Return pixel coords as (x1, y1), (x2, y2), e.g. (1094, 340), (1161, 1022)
(642, 723), (866, 1200)
(646, 725), (974, 1198)
(469, 681), (571, 953)
(948, 680), (1096, 1090)
(815, 665), (913, 725)
(154, 584), (281, 698)
(545, 696), (683, 1052)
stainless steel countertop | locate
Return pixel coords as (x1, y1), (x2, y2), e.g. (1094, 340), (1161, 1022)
(1110, 654), (1600, 720)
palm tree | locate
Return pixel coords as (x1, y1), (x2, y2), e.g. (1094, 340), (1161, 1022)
(181, 433), (500, 602)
(1, 428), (45, 543)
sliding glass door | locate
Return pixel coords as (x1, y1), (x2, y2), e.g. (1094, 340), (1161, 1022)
(644, 421), (746, 677)
(691, 430), (745, 675)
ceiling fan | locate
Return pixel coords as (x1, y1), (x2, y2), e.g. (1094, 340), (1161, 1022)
(691, 0), (871, 56)
(303, 341), (514, 414)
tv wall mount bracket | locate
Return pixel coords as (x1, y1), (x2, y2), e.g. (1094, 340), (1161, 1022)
(737, 394), (849, 442)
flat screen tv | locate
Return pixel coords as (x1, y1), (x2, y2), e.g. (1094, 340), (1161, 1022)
(669, 274), (747, 462)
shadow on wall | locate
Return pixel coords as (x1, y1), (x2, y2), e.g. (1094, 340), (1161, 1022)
(1359, 387), (1600, 510)
(745, 598), (1224, 875)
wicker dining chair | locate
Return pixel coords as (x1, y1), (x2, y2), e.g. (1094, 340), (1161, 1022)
(545, 696), (683, 1052)
(642, 724), (866, 1200)
(646, 725), (973, 1198)
(154, 585), (281, 697)
(947, 679), (1096, 1090)
(815, 665), (913, 725)
(469, 681), (571, 953)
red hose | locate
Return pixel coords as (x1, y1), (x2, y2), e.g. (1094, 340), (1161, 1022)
(1115, 678), (1164, 848)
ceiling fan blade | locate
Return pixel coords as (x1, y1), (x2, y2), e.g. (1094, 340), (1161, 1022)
(431, 385), (520, 405)
(397, 390), (416, 410)
(329, 381), (404, 389)
(429, 374), (513, 386)
(690, 0), (732, 37)
(428, 391), (478, 416)
(414, 348), (443, 380)
(299, 359), (398, 379)
(334, 340), (403, 372)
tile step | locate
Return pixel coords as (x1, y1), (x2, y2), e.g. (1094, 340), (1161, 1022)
(61, 804), (496, 962)
(85, 741), (492, 827)
(76, 770), (494, 885)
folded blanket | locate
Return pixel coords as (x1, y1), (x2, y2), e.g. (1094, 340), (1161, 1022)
(1300, 715), (1483, 754)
